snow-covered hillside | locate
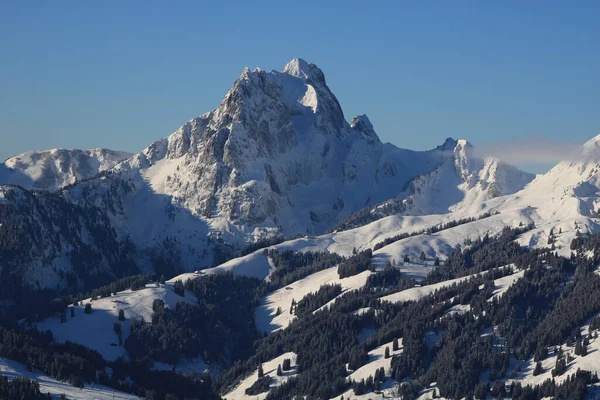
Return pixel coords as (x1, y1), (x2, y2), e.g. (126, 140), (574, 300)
(37, 282), (198, 363)
(0, 357), (139, 400)
(223, 352), (298, 400)
(0, 148), (131, 191)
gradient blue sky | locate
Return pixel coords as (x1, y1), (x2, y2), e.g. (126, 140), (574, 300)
(1, 1), (599, 172)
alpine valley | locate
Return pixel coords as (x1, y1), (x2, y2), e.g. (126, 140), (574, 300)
(3, 59), (600, 400)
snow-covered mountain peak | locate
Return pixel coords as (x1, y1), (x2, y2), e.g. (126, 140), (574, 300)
(434, 137), (459, 152)
(350, 114), (380, 143)
(281, 58), (325, 83)
(577, 133), (600, 163)
(581, 133), (600, 152)
(454, 139), (473, 153)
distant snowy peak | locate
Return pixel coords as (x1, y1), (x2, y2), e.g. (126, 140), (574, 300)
(282, 58), (325, 83)
(528, 133), (600, 196)
(402, 139), (535, 215)
(350, 114), (381, 143)
(434, 137), (459, 152)
(581, 133), (600, 158)
(0, 148), (132, 191)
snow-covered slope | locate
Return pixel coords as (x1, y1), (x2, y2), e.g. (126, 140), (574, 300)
(401, 139), (535, 216)
(198, 133), (600, 285)
(0, 357), (139, 400)
(255, 265), (373, 333)
(37, 281), (197, 363)
(0, 148), (131, 191)
(223, 352), (298, 400)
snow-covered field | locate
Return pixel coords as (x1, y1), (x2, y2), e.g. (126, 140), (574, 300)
(0, 356), (140, 400)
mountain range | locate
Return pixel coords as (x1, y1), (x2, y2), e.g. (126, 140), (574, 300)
(0, 59), (543, 292)
(3, 59), (600, 400)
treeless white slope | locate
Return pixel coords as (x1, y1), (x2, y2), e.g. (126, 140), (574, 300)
(223, 352), (298, 400)
(0, 356), (139, 400)
(37, 282), (197, 361)
(380, 274), (480, 304)
(371, 211), (529, 269)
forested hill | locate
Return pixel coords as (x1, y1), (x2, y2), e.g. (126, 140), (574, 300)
(3, 226), (600, 399)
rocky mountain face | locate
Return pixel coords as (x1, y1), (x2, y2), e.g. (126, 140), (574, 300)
(0, 148), (131, 191)
(0, 59), (534, 290)
(102, 59), (453, 241)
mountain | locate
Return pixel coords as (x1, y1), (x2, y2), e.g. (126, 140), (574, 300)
(4, 60), (600, 400)
(95, 59), (453, 241)
(0, 148), (131, 191)
(333, 138), (536, 231)
(0, 59), (533, 292)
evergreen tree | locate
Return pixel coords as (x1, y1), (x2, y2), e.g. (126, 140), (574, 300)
(258, 364), (264, 378)
(533, 361), (543, 376)
(173, 280), (185, 296)
(84, 303), (92, 314)
(282, 358), (291, 371)
(114, 321), (122, 336)
(277, 364), (282, 376)
(384, 346), (390, 359)
(70, 307), (75, 318)
(118, 309), (125, 321)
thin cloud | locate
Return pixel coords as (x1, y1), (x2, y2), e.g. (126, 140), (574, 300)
(474, 136), (582, 165)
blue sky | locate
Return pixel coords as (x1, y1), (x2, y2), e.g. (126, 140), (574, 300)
(1, 1), (598, 172)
